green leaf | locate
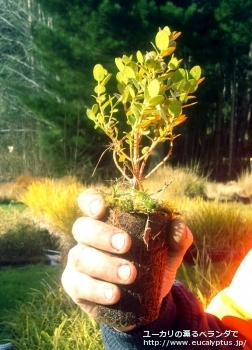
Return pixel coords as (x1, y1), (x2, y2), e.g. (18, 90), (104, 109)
(137, 50), (143, 64)
(163, 26), (171, 37)
(123, 66), (136, 79)
(86, 109), (95, 121)
(144, 84), (150, 103)
(101, 96), (114, 111)
(127, 61), (138, 73)
(119, 154), (127, 162)
(190, 66), (201, 80)
(168, 57), (179, 70)
(117, 83), (124, 94)
(168, 99), (182, 118)
(172, 80), (187, 92)
(129, 86), (136, 98)
(148, 79), (160, 98)
(122, 86), (130, 103)
(158, 72), (174, 81)
(116, 71), (126, 85)
(132, 78), (141, 91)
(179, 93), (188, 103)
(93, 64), (106, 82)
(115, 58), (124, 72)
(155, 30), (169, 51)
(101, 73), (112, 87)
(142, 107), (158, 115)
(149, 95), (165, 106)
(96, 94), (107, 103)
(141, 146), (150, 155)
(127, 115), (136, 126)
(92, 104), (98, 114)
(187, 79), (198, 93)
(122, 54), (132, 64)
(171, 69), (186, 83)
(160, 107), (167, 120)
(131, 102), (142, 118)
(94, 85), (106, 94)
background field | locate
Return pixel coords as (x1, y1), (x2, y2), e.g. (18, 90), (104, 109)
(0, 168), (251, 349)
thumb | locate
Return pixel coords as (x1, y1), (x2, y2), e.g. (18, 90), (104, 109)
(77, 189), (106, 219)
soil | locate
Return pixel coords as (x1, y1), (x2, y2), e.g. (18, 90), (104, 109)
(97, 208), (173, 328)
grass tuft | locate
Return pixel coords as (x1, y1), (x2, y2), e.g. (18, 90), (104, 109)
(1, 282), (104, 350)
(18, 177), (86, 251)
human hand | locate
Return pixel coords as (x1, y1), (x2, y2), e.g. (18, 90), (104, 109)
(61, 189), (193, 330)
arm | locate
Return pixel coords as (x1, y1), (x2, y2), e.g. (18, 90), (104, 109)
(61, 189), (243, 349)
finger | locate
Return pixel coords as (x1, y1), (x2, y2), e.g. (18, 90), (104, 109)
(69, 244), (137, 284)
(61, 268), (137, 331)
(77, 188), (106, 219)
(168, 219), (193, 256)
(166, 220), (193, 273)
(61, 267), (121, 307)
(72, 217), (132, 254)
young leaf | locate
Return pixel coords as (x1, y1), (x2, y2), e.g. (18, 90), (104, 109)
(86, 109), (95, 121)
(190, 66), (201, 80)
(92, 104), (98, 114)
(148, 79), (160, 98)
(163, 26), (171, 37)
(131, 103), (142, 118)
(123, 66), (136, 79)
(94, 85), (106, 94)
(137, 50), (144, 64)
(168, 99), (182, 118)
(116, 72), (126, 86)
(168, 57), (180, 70)
(149, 95), (165, 106)
(115, 58), (125, 72)
(142, 146), (150, 154)
(127, 115), (136, 126)
(119, 154), (127, 162)
(169, 31), (181, 42)
(173, 114), (187, 126)
(155, 30), (169, 51)
(93, 64), (106, 82)
(187, 79), (198, 93)
(101, 73), (112, 87)
(160, 47), (175, 58)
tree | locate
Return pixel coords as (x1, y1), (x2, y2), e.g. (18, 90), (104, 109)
(215, 0), (252, 178)
(0, 0), (51, 176)
(1, 0), (251, 179)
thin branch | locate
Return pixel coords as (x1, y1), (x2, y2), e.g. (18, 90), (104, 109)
(91, 145), (111, 177)
(113, 151), (132, 183)
(144, 138), (174, 180)
(5, 54), (34, 71)
(5, 66), (39, 87)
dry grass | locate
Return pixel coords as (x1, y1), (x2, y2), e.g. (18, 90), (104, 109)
(0, 207), (29, 235)
(179, 198), (252, 253)
(205, 171), (252, 201)
(144, 166), (207, 200)
(0, 174), (46, 202)
(18, 177), (86, 252)
(237, 171), (252, 197)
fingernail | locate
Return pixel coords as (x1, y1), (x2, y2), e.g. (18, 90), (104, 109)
(104, 287), (113, 301)
(117, 264), (131, 281)
(89, 199), (101, 216)
(111, 233), (125, 251)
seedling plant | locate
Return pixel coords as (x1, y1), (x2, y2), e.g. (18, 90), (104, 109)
(87, 26), (204, 192)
